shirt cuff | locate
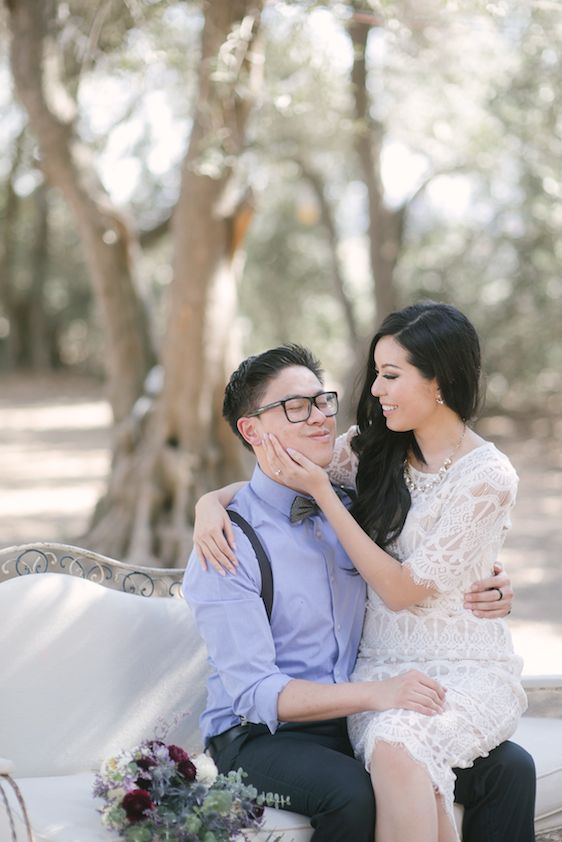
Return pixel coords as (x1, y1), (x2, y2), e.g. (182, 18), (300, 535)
(253, 673), (293, 733)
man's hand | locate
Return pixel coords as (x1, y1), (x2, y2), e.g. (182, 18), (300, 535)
(372, 671), (446, 716)
(464, 562), (513, 618)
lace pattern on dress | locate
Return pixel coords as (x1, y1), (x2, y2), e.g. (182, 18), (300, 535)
(399, 445), (518, 594)
(347, 443), (525, 837)
(327, 425), (358, 488)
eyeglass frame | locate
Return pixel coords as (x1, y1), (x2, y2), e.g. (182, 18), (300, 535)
(245, 391), (339, 424)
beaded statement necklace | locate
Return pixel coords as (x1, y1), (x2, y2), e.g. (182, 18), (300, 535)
(403, 425), (467, 494)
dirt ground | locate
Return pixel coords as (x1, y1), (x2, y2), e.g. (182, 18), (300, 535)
(0, 372), (561, 676)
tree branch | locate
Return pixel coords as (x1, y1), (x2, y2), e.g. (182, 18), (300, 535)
(297, 160), (360, 345)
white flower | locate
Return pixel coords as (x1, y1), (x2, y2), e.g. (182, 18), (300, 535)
(107, 786), (128, 803)
(100, 749), (133, 780)
(192, 753), (218, 786)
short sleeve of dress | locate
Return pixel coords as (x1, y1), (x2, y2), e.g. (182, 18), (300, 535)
(328, 425), (359, 488)
(403, 448), (518, 593)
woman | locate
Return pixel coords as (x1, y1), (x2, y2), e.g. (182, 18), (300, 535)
(194, 302), (527, 842)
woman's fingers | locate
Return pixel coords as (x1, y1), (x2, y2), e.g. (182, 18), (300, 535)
(222, 516), (237, 555)
(195, 542), (225, 575)
(192, 493), (238, 573)
(263, 434), (301, 481)
(194, 533), (238, 575)
(195, 545), (209, 572)
(209, 535), (237, 572)
(266, 433), (293, 464)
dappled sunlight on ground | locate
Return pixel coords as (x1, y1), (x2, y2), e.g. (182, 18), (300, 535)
(0, 374), (560, 675)
(0, 375), (111, 547)
(1, 401), (111, 432)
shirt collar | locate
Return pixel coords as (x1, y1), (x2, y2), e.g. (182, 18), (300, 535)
(249, 464), (311, 519)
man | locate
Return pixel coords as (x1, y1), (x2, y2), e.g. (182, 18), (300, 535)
(183, 344), (535, 842)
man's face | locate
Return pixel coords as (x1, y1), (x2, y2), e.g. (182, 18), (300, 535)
(239, 366), (337, 471)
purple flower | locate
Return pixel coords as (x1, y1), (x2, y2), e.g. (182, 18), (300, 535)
(145, 740), (166, 752)
(122, 789), (154, 823)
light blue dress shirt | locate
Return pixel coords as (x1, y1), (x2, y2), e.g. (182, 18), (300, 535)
(183, 466), (366, 743)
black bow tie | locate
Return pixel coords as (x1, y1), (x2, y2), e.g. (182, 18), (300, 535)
(288, 485), (353, 524)
(289, 495), (320, 524)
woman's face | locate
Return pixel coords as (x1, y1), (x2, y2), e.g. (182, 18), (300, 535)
(371, 335), (440, 432)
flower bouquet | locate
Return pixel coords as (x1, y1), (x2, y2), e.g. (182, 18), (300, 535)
(93, 739), (268, 841)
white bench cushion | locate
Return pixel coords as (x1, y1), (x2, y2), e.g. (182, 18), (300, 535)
(0, 574), (208, 776)
(0, 773), (313, 842)
(1, 720), (560, 841)
(1, 573), (560, 840)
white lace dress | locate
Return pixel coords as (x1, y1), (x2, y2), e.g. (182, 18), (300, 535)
(329, 427), (527, 832)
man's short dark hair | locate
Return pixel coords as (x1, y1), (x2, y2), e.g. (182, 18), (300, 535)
(223, 344), (324, 450)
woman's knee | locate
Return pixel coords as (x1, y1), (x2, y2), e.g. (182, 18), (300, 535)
(372, 740), (425, 783)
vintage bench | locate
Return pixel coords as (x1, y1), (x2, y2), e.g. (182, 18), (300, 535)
(0, 543), (561, 842)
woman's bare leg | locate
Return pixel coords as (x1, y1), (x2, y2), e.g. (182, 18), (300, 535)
(437, 793), (460, 842)
(371, 741), (438, 842)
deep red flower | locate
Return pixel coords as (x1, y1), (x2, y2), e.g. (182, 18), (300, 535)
(136, 757), (157, 772)
(167, 745), (189, 763)
(122, 789), (155, 823)
(177, 758), (197, 781)
(250, 802), (265, 820)
(135, 756), (156, 787)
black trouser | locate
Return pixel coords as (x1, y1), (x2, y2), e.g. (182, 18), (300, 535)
(210, 719), (375, 842)
(455, 740), (536, 842)
(210, 720), (536, 842)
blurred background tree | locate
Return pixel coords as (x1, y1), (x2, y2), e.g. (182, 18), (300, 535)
(1, 0), (560, 563)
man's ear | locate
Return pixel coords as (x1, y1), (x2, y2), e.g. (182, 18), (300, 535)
(237, 416), (262, 448)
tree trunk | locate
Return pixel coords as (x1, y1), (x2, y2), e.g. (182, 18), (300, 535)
(86, 0), (263, 565)
(27, 183), (52, 370)
(299, 161), (360, 346)
(0, 128), (25, 369)
(349, 19), (400, 323)
(6, 0), (153, 421)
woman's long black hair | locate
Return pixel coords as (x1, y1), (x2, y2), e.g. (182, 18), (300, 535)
(350, 301), (482, 548)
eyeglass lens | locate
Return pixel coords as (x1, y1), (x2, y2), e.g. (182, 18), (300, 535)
(285, 393), (338, 421)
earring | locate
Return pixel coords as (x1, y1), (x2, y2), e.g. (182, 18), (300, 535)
(436, 393), (444, 406)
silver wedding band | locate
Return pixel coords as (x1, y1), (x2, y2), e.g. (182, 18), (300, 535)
(493, 587), (503, 602)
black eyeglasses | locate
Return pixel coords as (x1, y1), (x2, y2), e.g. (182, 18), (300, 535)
(246, 391), (339, 423)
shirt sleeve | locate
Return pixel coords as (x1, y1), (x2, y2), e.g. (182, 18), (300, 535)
(403, 453), (518, 593)
(327, 424), (359, 488)
(183, 526), (291, 733)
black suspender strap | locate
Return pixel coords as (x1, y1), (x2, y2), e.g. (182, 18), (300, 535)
(226, 510), (274, 622)
(225, 486), (353, 623)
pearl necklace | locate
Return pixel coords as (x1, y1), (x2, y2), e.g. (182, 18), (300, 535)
(403, 425), (467, 493)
